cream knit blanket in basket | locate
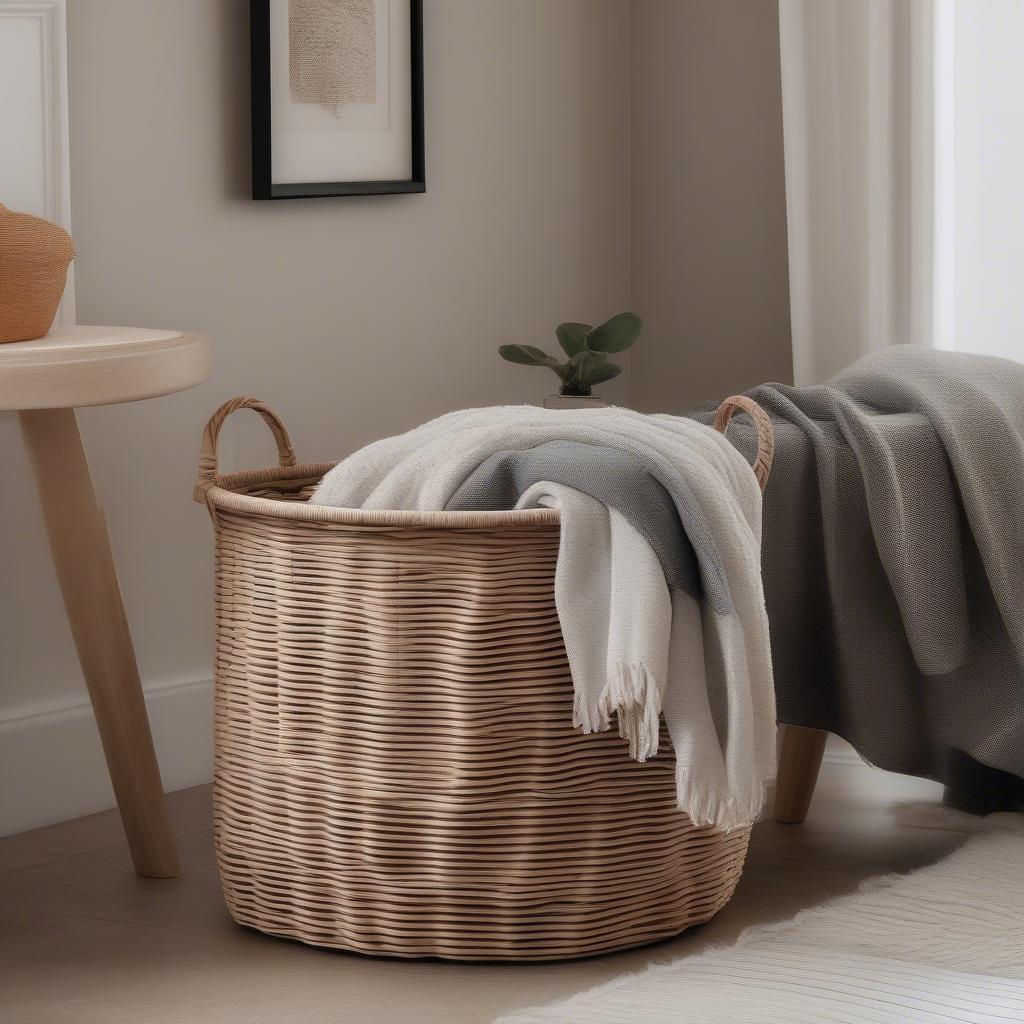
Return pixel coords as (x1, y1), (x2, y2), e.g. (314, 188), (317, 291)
(312, 406), (775, 831)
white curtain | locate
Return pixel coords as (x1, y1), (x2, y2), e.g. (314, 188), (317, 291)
(778, 0), (954, 384)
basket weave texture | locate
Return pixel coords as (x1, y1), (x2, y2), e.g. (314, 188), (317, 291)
(0, 204), (75, 343)
(195, 396), (773, 961)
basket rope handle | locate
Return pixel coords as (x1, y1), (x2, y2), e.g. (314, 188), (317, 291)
(713, 395), (774, 492)
(194, 396), (296, 502)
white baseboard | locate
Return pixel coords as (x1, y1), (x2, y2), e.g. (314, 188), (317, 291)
(0, 675), (213, 836)
(822, 734), (869, 768)
(818, 733), (944, 803)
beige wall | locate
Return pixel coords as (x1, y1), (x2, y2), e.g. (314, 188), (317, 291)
(629, 0), (793, 413)
(2, 0), (795, 834)
(0, 0), (631, 833)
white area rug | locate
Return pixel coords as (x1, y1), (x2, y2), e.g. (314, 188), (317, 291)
(498, 809), (1024, 1023)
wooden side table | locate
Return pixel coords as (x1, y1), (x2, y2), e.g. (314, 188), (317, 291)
(1, 326), (211, 877)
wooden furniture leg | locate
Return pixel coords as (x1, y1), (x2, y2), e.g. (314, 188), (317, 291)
(774, 724), (828, 824)
(18, 408), (180, 878)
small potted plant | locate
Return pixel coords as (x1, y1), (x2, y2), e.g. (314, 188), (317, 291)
(498, 312), (642, 408)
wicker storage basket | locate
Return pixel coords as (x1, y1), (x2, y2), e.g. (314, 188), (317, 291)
(194, 395), (773, 961)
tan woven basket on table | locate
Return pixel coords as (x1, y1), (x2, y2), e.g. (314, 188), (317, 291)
(194, 394), (774, 961)
(0, 204), (75, 343)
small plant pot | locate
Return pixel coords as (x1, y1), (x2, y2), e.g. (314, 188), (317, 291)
(542, 393), (609, 410)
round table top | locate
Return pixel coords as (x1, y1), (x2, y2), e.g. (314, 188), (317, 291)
(0, 326), (210, 410)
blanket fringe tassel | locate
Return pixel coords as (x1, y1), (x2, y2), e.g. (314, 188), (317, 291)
(677, 777), (768, 833)
(571, 662), (663, 763)
(573, 663), (768, 830)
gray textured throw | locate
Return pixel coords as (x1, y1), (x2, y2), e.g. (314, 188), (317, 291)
(449, 439), (702, 600)
(695, 345), (1024, 812)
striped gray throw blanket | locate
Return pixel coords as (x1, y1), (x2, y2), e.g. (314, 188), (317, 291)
(696, 345), (1024, 812)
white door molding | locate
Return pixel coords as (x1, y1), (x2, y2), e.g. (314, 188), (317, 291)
(0, 0), (74, 324)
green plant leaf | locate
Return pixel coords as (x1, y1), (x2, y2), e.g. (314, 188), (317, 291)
(568, 350), (596, 387)
(585, 312), (643, 353)
(555, 322), (592, 358)
(498, 344), (560, 367)
(586, 362), (622, 386)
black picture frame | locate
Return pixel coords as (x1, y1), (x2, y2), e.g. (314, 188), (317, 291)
(250, 0), (425, 199)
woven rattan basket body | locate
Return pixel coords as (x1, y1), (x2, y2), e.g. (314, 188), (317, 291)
(195, 396), (772, 961)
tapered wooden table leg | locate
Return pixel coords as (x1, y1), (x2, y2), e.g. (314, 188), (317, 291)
(18, 408), (180, 878)
(774, 724), (829, 824)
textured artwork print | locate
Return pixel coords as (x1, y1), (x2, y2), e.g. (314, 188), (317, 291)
(252, 0), (423, 196)
(288, 0), (376, 115)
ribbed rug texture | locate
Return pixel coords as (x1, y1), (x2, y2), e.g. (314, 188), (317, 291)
(498, 814), (1024, 1023)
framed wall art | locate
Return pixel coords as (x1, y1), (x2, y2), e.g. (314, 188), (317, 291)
(250, 0), (424, 199)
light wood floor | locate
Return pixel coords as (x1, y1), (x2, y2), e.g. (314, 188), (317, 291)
(0, 764), (965, 1024)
